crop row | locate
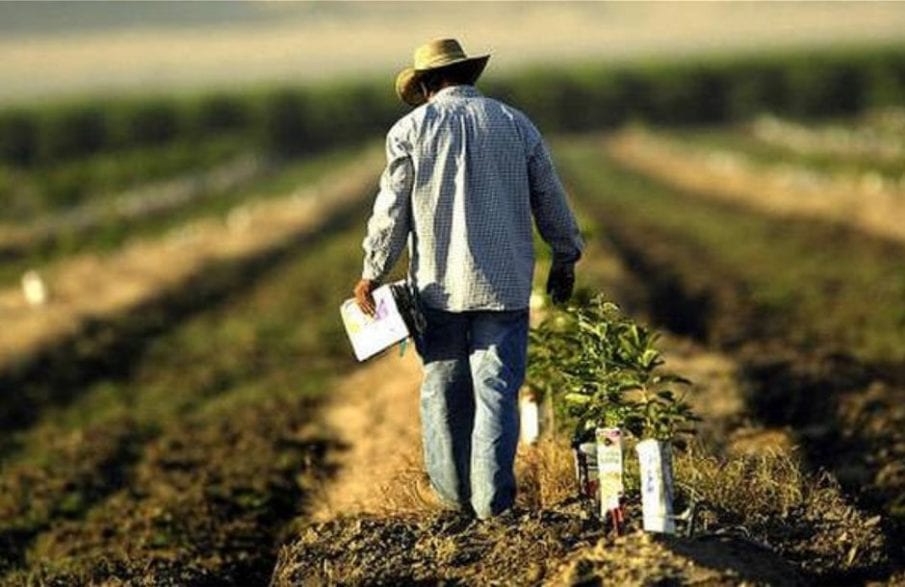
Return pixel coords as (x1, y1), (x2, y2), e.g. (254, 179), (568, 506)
(558, 139), (905, 542)
(747, 111), (905, 166)
(0, 208), (375, 584)
(0, 133), (250, 223)
(0, 82), (401, 168)
(658, 115), (905, 182)
(2, 44), (904, 168)
(605, 128), (905, 245)
(0, 145), (370, 289)
(558, 138), (905, 365)
(493, 45), (905, 132)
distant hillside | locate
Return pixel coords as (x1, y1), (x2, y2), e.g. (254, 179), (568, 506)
(1, 2), (904, 105)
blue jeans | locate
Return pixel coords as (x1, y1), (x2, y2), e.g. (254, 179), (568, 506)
(414, 307), (529, 519)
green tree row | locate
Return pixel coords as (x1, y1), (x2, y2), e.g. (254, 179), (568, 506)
(1, 45), (903, 167)
(488, 46), (905, 131)
(0, 83), (404, 167)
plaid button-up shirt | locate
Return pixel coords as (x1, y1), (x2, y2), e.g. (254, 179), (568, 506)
(362, 85), (583, 311)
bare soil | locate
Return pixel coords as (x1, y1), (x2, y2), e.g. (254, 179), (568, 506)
(571, 174), (905, 581)
(271, 230), (887, 584)
(607, 130), (905, 244)
(305, 350), (426, 520)
(271, 335), (810, 585)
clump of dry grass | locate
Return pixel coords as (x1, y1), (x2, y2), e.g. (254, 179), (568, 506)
(329, 418), (888, 579)
(371, 437), (579, 517)
(516, 438), (577, 509)
(675, 446), (888, 575)
(375, 455), (442, 517)
(676, 446), (807, 524)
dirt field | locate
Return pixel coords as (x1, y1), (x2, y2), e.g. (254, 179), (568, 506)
(3, 126), (905, 584)
(270, 208), (893, 585)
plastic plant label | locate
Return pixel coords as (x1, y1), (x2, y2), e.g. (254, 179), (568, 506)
(636, 438), (676, 534)
(520, 396), (540, 445)
(596, 427), (624, 518)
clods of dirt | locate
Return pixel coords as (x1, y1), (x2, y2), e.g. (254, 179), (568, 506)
(272, 503), (601, 586)
(272, 500), (813, 586)
(555, 531), (802, 586)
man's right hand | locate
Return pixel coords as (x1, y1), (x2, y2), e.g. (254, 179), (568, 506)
(354, 279), (378, 316)
(546, 262), (575, 305)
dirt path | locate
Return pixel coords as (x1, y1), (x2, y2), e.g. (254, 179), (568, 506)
(306, 319), (789, 518)
(307, 349), (427, 520)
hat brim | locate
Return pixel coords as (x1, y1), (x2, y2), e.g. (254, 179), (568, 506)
(395, 55), (490, 107)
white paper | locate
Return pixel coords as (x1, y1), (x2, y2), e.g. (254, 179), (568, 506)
(596, 427), (624, 515)
(636, 438), (676, 534)
(340, 283), (410, 361)
(520, 397), (540, 445)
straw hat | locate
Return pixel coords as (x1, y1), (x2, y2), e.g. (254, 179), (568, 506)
(395, 39), (490, 107)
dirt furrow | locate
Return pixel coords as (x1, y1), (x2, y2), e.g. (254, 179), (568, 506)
(0, 147), (382, 367)
(607, 129), (905, 245)
(1, 212), (377, 584)
(0, 418), (149, 574)
(0, 150), (382, 437)
(306, 350), (426, 521)
(272, 225), (865, 585)
(567, 161), (903, 581)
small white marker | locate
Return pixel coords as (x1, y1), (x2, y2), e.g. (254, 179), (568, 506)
(22, 270), (49, 306)
(519, 392), (540, 445)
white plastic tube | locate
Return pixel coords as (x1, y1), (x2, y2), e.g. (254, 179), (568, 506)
(636, 438), (676, 534)
(519, 396), (540, 445)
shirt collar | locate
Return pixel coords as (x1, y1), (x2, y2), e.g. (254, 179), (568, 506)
(432, 85), (481, 101)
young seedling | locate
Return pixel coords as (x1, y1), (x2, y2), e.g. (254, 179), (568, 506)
(529, 294), (700, 533)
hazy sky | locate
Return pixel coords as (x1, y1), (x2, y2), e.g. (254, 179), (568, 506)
(2, 2), (905, 105)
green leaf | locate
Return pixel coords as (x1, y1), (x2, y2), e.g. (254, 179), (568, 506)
(564, 393), (591, 405)
(641, 348), (660, 368)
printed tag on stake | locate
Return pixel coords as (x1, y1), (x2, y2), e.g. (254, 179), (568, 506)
(596, 427), (624, 518)
(340, 283), (410, 361)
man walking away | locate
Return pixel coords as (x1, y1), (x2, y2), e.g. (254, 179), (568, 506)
(354, 38), (583, 519)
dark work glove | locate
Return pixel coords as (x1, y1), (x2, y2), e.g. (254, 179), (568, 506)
(546, 262), (575, 305)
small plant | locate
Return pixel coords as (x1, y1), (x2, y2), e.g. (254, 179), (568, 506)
(528, 294), (699, 444)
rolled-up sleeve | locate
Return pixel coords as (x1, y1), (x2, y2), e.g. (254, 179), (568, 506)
(527, 137), (584, 265)
(361, 128), (414, 282)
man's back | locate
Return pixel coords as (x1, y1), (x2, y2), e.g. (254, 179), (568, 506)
(363, 84), (582, 312)
(398, 85), (536, 311)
